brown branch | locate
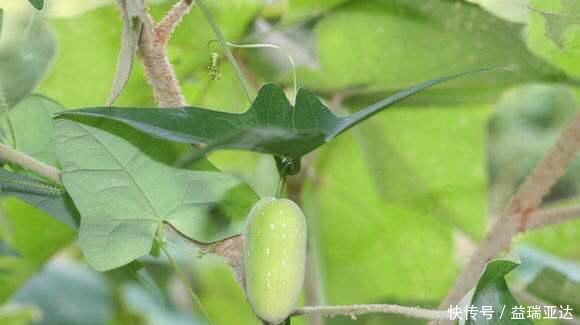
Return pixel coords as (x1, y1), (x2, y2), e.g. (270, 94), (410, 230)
(156, 0), (193, 45)
(438, 112), (580, 311)
(133, 0), (189, 107)
(525, 204), (580, 230)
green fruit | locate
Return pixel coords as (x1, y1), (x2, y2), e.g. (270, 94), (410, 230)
(244, 197), (307, 324)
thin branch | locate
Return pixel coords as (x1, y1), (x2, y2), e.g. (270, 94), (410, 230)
(525, 204), (580, 230)
(164, 222), (246, 288)
(136, 1), (188, 107)
(439, 112), (580, 309)
(156, 0), (193, 45)
(293, 304), (449, 320)
(0, 143), (62, 185)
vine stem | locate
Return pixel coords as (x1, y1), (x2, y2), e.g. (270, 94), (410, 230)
(525, 204), (580, 230)
(437, 112), (580, 313)
(0, 143), (62, 185)
(158, 239), (214, 325)
(194, 0), (254, 103)
(293, 304), (449, 320)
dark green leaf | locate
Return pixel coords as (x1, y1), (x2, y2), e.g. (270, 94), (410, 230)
(56, 68), (497, 161)
(0, 168), (79, 228)
(464, 259), (532, 324)
(0, 239), (19, 257)
(28, 0), (44, 10)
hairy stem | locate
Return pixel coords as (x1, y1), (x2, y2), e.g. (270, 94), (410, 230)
(293, 305), (449, 320)
(439, 112), (580, 309)
(0, 143), (62, 185)
(525, 205), (580, 230)
(135, 1), (187, 107)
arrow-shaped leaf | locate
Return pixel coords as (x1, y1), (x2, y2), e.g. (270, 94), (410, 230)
(0, 168), (79, 228)
(56, 68), (499, 161)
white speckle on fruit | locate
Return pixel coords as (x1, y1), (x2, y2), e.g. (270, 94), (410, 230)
(267, 272), (271, 277)
(266, 248), (270, 255)
(282, 222), (286, 228)
(270, 224), (275, 230)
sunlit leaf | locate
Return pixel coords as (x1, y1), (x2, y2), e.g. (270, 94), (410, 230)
(526, 0), (580, 78)
(0, 198), (75, 302)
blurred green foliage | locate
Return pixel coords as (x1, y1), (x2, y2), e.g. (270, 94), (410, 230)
(0, 0), (578, 324)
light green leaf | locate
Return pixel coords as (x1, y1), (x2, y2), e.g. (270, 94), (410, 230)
(55, 117), (258, 271)
(1, 95), (65, 168)
(0, 197), (75, 302)
(301, 129), (456, 305)
(526, 0), (580, 78)
(282, 0), (350, 24)
(297, 0), (569, 99)
(0, 305), (41, 325)
(0, 15), (55, 108)
(357, 104), (490, 240)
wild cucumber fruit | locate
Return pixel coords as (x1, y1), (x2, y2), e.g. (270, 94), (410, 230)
(244, 197), (307, 324)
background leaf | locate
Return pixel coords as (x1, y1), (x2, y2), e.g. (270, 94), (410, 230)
(0, 239), (19, 257)
(0, 198), (75, 302)
(11, 260), (114, 325)
(526, 0), (580, 79)
(0, 12), (55, 108)
(292, 0), (572, 102)
(55, 117), (258, 271)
